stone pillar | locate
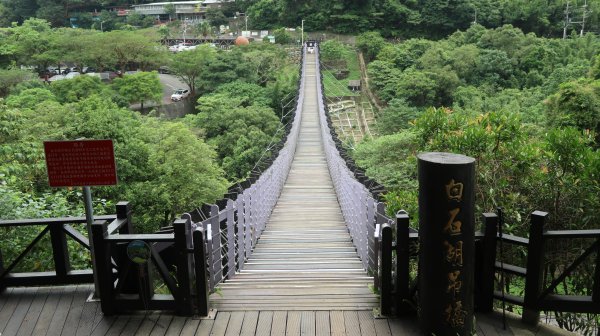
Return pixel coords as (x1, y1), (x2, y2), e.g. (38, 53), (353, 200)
(417, 152), (475, 336)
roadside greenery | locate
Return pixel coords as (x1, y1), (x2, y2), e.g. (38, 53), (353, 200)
(0, 20), (297, 232)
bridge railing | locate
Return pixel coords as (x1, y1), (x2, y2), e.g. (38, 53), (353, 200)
(314, 45), (394, 292)
(180, 46), (306, 313)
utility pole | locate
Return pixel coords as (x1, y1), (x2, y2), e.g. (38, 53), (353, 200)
(563, 1), (571, 39)
(565, 0), (592, 39)
(580, 0), (590, 36)
(301, 20), (304, 46)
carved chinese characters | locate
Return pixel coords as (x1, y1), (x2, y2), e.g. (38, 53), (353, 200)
(417, 152), (475, 336)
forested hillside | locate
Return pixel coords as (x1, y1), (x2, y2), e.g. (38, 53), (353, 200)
(2, 0), (600, 39)
(354, 25), (599, 230)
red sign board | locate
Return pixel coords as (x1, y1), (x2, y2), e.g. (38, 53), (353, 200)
(44, 140), (118, 187)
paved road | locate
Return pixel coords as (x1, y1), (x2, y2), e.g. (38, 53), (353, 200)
(159, 74), (188, 104)
(130, 74), (188, 111)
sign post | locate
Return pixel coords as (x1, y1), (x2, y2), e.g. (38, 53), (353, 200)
(417, 152), (475, 336)
(44, 139), (118, 298)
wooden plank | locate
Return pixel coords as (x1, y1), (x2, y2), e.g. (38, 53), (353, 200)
(120, 315), (145, 335)
(104, 315), (130, 335)
(387, 318), (420, 335)
(211, 312), (231, 336)
(76, 295), (100, 336)
(330, 311), (345, 336)
(61, 285), (90, 336)
(2, 287), (38, 335)
(286, 311), (301, 336)
(150, 313), (173, 336)
(301, 311), (316, 336)
(17, 287), (50, 336)
(255, 311), (273, 336)
(165, 316), (187, 336)
(195, 318), (214, 336)
(134, 312), (160, 335)
(343, 311), (361, 336)
(271, 311), (287, 336)
(315, 311), (330, 336)
(224, 312), (245, 336)
(179, 318), (200, 336)
(89, 315), (117, 336)
(358, 310), (376, 336)
(373, 318), (391, 336)
(0, 288), (14, 313)
(0, 287), (24, 332)
(240, 311), (258, 336)
(46, 285), (76, 336)
(31, 286), (63, 336)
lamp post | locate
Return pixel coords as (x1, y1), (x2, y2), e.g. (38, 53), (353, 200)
(100, 20), (106, 32)
(301, 19), (304, 46)
(245, 16), (248, 32)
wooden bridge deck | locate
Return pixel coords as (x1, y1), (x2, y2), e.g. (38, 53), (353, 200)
(209, 52), (376, 311)
(0, 285), (573, 335)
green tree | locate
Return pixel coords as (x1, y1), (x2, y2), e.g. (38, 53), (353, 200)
(0, 68), (35, 97)
(170, 44), (216, 96)
(196, 21), (212, 37)
(131, 119), (228, 229)
(5, 87), (57, 109)
(50, 74), (106, 103)
(545, 78), (600, 140)
(205, 8), (228, 27)
(320, 40), (345, 61)
(356, 31), (387, 62)
(164, 3), (176, 21)
(112, 71), (163, 111)
(273, 27), (292, 44)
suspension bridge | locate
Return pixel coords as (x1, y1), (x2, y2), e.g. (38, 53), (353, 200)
(0, 46), (583, 336)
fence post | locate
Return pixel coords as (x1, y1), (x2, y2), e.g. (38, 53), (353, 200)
(522, 211), (548, 325)
(193, 227), (210, 317)
(417, 152), (476, 336)
(174, 218), (193, 316)
(116, 201), (133, 234)
(50, 223), (71, 280)
(0, 248), (5, 293)
(380, 224), (393, 316)
(396, 210), (410, 314)
(479, 213), (498, 312)
(91, 220), (114, 315)
(593, 239), (600, 303)
(373, 202), (385, 292)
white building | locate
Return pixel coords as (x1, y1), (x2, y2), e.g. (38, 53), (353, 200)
(132, 0), (232, 22)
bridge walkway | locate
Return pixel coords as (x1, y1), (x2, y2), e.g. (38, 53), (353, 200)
(209, 52), (377, 311)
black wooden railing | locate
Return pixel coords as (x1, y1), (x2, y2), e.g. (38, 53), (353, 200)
(380, 209), (600, 324)
(0, 202), (131, 292)
(91, 215), (196, 315)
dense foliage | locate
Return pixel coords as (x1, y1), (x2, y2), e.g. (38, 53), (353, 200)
(356, 24), (600, 231)
(350, 25), (600, 333)
(238, 0), (600, 38)
(0, 20), (298, 231)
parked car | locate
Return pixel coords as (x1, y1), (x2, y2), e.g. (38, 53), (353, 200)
(158, 66), (171, 74)
(171, 88), (190, 101)
(168, 43), (195, 53)
(65, 72), (80, 79)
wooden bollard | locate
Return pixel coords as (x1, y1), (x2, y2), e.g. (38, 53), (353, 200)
(417, 152), (475, 336)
